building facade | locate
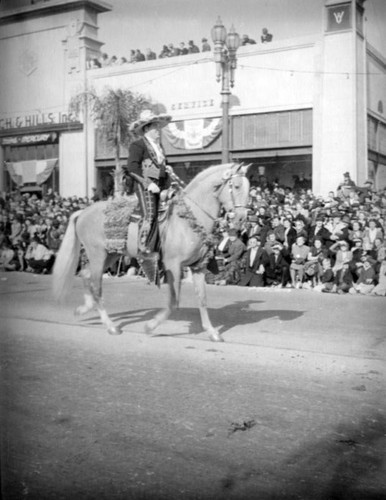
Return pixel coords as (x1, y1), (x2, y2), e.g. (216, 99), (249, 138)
(1, 0), (385, 197)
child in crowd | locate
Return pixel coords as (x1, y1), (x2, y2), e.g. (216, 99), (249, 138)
(313, 258), (335, 293)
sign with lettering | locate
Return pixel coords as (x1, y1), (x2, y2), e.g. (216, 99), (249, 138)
(171, 99), (215, 111)
(326, 4), (351, 32)
(1, 133), (58, 146)
(0, 112), (80, 131)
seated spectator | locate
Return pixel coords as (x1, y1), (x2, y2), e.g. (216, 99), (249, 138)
(263, 231), (279, 255)
(241, 34), (256, 46)
(313, 257), (335, 293)
(363, 219), (384, 251)
(349, 258), (376, 295)
(289, 235), (310, 288)
(146, 48), (157, 60)
(270, 215), (285, 243)
(325, 211), (349, 243)
(108, 55), (118, 66)
(371, 256), (386, 296)
(129, 49), (137, 63)
(168, 43), (180, 56)
(24, 236), (55, 274)
(179, 42), (188, 55)
(265, 242), (290, 288)
(334, 259), (354, 294)
(261, 28), (273, 43)
(293, 218), (309, 243)
(304, 237), (327, 286)
(98, 53), (109, 67)
(308, 215), (331, 246)
(0, 239), (18, 271)
(119, 57), (128, 65)
(348, 220), (364, 245)
(329, 240), (353, 276)
(201, 37), (211, 52)
(238, 236), (268, 288)
(159, 45), (171, 58)
(215, 228), (245, 285)
(135, 49), (145, 62)
(188, 40), (200, 53)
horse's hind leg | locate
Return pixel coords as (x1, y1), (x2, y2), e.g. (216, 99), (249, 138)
(145, 263), (180, 334)
(82, 250), (122, 336)
(191, 270), (223, 342)
(74, 268), (96, 316)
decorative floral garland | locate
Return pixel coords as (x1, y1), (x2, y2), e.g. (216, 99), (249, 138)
(103, 195), (138, 253)
(171, 193), (218, 271)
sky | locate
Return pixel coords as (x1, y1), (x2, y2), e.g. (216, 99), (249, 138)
(98, 0), (386, 58)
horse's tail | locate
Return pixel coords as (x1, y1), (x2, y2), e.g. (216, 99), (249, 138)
(52, 210), (82, 302)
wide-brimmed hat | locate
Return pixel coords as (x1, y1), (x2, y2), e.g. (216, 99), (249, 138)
(129, 109), (172, 134)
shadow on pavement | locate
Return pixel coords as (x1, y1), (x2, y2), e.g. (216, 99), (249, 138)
(82, 300), (304, 336)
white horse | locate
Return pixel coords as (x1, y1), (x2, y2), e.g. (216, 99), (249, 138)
(52, 163), (250, 341)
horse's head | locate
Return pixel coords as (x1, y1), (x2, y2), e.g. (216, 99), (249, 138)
(215, 164), (250, 225)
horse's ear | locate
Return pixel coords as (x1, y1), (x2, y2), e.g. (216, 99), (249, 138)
(236, 163), (251, 176)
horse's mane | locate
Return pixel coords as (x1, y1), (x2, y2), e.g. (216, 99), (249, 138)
(186, 163), (237, 192)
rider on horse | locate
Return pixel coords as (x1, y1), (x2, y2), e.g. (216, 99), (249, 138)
(124, 109), (175, 275)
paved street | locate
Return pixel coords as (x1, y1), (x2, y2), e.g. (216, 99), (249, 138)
(1, 271), (386, 500)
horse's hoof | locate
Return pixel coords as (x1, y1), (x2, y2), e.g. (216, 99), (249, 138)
(144, 320), (157, 335)
(108, 326), (122, 336)
(208, 330), (224, 342)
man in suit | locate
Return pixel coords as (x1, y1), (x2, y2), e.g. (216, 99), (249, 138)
(265, 242), (290, 287)
(215, 228), (246, 285)
(238, 236), (269, 287)
(125, 109), (173, 273)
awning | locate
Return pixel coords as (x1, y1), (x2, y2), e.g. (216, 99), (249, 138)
(5, 158), (58, 187)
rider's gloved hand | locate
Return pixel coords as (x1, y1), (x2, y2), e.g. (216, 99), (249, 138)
(147, 182), (160, 194)
(165, 165), (174, 175)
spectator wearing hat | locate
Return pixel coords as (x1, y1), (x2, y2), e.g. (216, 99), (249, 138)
(308, 216), (331, 246)
(265, 242), (290, 287)
(188, 40), (200, 54)
(238, 235), (268, 287)
(215, 228), (245, 285)
(201, 38), (211, 52)
(325, 211), (348, 244)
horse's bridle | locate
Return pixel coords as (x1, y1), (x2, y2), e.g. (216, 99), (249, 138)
(215, 170), (249, 212)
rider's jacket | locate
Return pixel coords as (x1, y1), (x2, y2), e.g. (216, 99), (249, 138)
(125, 137), (169, 193)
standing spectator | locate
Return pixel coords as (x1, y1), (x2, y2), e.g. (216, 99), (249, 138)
(238, 236), (268, 288)
(129, 49), (137, 63)
(188, 40), (200, 53)
(98, 53), (109, 67)
(270, 215), (285, 243)
(201, 38), (211, 52)
(146, 48), (157, 60)
(119, 57), (128, 65)
(108, 55), (118, 66)
(9, 214), (23, 246)
(261, 28), (273, 43)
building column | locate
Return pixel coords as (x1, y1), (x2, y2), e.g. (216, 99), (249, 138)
(313, 0), (367, 195)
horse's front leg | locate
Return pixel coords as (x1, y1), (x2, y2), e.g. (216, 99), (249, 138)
(191, 270), (223, 342)
(145, 265), (180, 334)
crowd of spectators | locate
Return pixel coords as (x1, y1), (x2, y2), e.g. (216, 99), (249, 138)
(86, 27), (273, 69)
(210, 171), (386, 297)
(1, 170), (385, 297)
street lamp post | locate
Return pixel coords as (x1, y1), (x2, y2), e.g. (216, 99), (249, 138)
(211, 17), (240, 164)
